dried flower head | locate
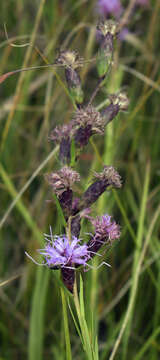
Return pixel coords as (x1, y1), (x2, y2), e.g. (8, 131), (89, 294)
(49, 123), (73, 143)
(46, 166), (80, 196)
(93, 165), (122, 188)
(74, 106), (103, 133)
(73, 106), (104, 147)
(109, 92), (129, 111)
(77, 166), (122, 211)
(97, 20), (119, 38)
(55, 49), (83, 69)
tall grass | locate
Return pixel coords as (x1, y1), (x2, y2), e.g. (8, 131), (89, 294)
(0, 0), (160, 359)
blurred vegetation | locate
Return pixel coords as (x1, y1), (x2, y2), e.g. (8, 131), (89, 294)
(0, 0), (160, 359)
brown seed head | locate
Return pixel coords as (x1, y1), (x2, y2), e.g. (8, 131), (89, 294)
(93, 166), (122, 188)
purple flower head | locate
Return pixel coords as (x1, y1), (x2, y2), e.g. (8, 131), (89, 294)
(25, 230), (90, 268)
(38, 232), (90, 268)
(86, 214), (120, 258)
(46, 166), (80, 197)
(97, 0), (123, 19)
(91, 214), (120, 241)
(25, 228), (91, 293)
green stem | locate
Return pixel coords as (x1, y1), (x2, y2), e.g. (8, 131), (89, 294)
(61, 288), (72, 360)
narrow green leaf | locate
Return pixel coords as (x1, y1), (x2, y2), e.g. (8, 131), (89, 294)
(61, 288), (72, 360)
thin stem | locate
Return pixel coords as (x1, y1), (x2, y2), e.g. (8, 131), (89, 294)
(61, 288), (72, 360)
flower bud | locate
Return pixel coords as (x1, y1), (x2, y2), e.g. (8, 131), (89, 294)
(97, 20), (119, 77)
(101, 92), (129, 126)
(109, 92), (129, 111)
(101, 103), (119, 126)
(65, 68), (84, 105)
(55, 49), (84, 105)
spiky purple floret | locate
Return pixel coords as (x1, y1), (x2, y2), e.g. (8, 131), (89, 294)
(86, 214), (120, 258)
(91, 214), (120, 241)
(38, 234), (90, 268)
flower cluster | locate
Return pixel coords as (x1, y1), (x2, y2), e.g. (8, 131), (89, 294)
(26, 20), (127, 292)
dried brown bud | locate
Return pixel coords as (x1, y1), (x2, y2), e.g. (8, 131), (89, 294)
(55, 49), (83, 69)
(73, 106), (104, 147)
(46, 166), (80, 197)
(97, 20), (119, 38)
(93, 166), (122, 188)
(109, 92), (129, 111)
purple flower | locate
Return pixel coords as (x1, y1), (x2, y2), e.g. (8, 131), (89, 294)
(87, 214), (120, 258)
(25, 229), (91, 292)
(91, 214), (120, 241)
(26, 229), (90, 269)
(97, 0), (123, 19)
